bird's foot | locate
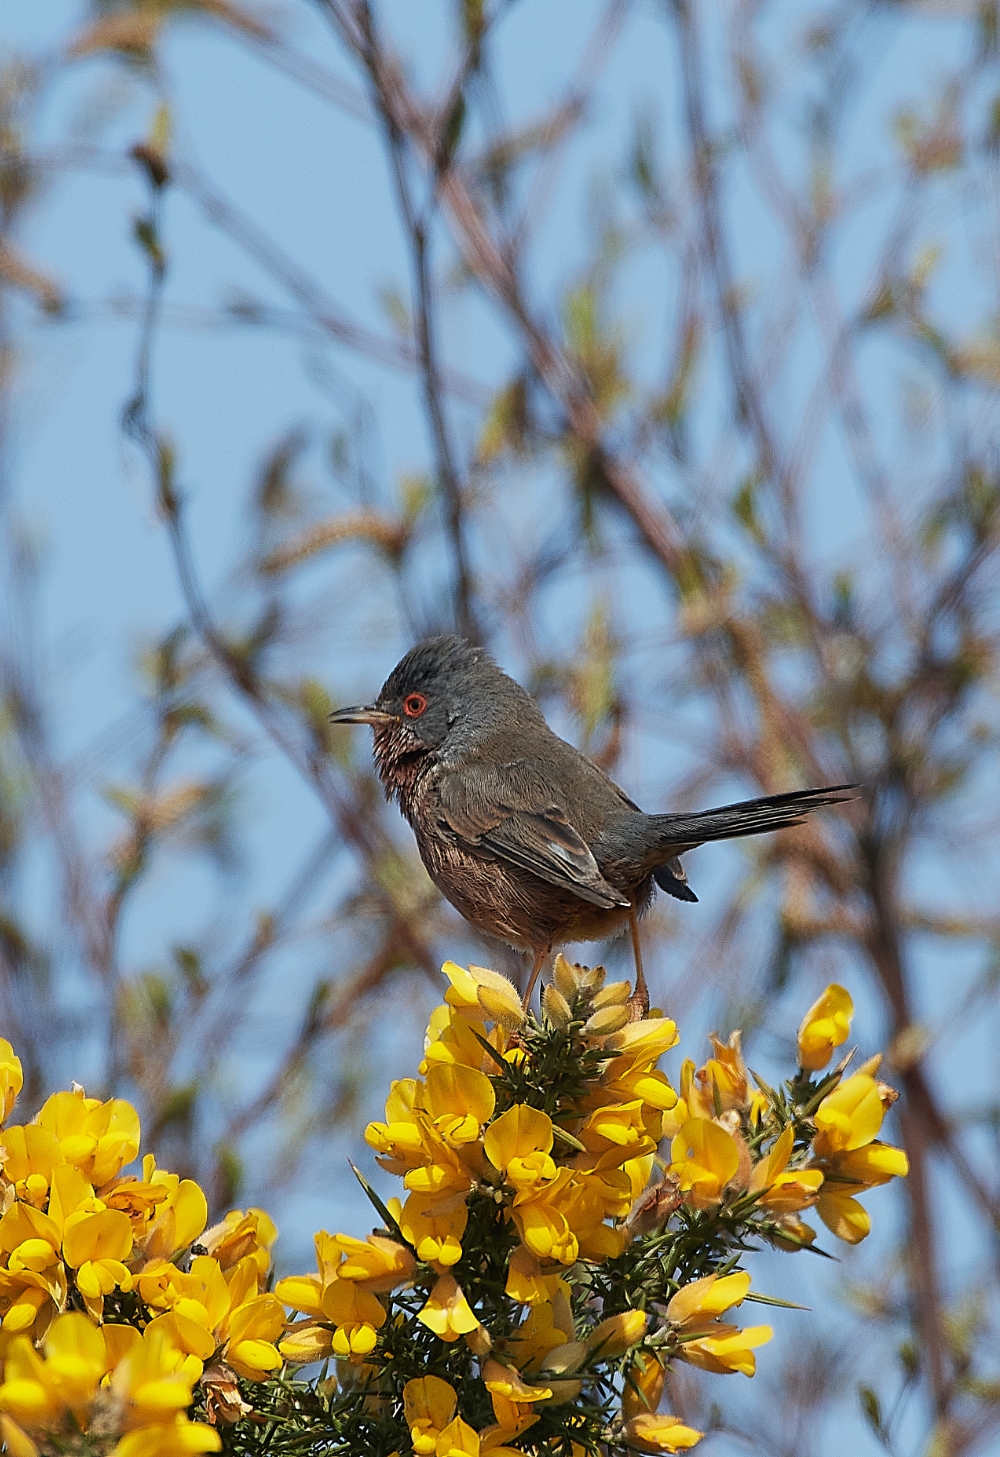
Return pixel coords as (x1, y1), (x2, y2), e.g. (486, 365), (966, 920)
(627, 909), (649, 1020)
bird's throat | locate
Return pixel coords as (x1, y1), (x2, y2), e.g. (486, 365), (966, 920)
(371, 725), (428, 819)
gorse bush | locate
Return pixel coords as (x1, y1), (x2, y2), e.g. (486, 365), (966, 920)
(0, 962), (906, 1456)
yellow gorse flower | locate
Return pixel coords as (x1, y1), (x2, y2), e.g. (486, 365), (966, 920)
(277, 1229), (416, 1363)
(0, 1315), (221, 1457)
(0, 1042), (23, 1128)
(619, 1413), (704, 1452)
(0, 1127), (62, 1211)
(484, 1104), (556, 1191)
(666, 1270), (751, 1327)
(416, 1274), (481, 1343)
(748, 1125), (824, 1214)
(137, 1247), (284, 1380)
(663, 1269), (772, 1377)
(797, 984), (853, 1071)
(811, 1072), (885, 1155)
(109, 1156), (208, 1263)
(403, 1374), (458, 1454)
(668, 1118), (740, 1208)
(201, 1207), (276, 1277)
(506, 1280), (574, 1372)
(0, 1313), (106, 1425)
(389, 1190), (467, 1270)
(36, 1090), (141, 1188)
(0, 1060), (291, 1457)
(805, 1070), (908, 1244)
(675, 1322), (773, 1377)
(0, 964), (908, 1457)
(695, 1031), (749, 1112)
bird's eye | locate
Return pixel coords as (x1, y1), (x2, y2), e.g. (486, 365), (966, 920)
(403, 693), (427, 718)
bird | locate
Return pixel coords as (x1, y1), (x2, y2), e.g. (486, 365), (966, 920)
(328, 636), (853, 1010)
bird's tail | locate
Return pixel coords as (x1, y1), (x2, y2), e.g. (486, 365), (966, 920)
(649, 784), (856, 855)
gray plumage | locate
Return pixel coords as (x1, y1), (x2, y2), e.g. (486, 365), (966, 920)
(328, 636), (854, 963)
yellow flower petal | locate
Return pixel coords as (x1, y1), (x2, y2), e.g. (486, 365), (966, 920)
(484, 1105), (553, 1178)
(816, 1190), (871, 1244)
(797, 985), (853, 1071)
(226, 1338), (282, 1382)
(0, 1415), (37, 1457)
(812, 1074), (885, 1156)
(669, 1119), (740, 1207)
(63, 1207), (133, 1268)
(504, 1245), (546, 1304)
(422, 1064), (496, 1129)
(587, 1308), (647, 1357)
(666, 1271), (750, 1326)
(0, 1041), (24, 1124)
(416, 1275), (480, 1342)
(678, 1323), (772, 1376)
(620, 1412), (704, 1452)
(403, 1374), (458, 1450)
(482, 1357), (552, 1402)
(274, 1273), (325, 1317)
(622, 1352), (666, 1420)
(434, 1414), (481, 1455)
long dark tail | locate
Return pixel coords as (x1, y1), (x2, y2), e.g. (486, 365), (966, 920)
(652, 784), (856, 849)
(648, 785), (856, 902)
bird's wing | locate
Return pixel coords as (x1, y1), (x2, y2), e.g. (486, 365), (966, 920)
(437, 760), (629, 910)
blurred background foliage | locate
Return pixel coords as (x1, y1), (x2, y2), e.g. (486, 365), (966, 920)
(0, 0), (999, 1453)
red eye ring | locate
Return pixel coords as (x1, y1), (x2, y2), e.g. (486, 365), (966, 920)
(403, 693), (427, 718)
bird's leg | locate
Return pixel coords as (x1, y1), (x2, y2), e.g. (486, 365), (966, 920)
(627, 908), (649, 1020)
(522, 948), (549, 1010)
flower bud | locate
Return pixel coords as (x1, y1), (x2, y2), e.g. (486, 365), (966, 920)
(533, 1378), (584, 1404)
(481, 1357), (552, 1401)
(762, 1213), (817, 1251)
(583, 1004), (631, 1037)
(477, 985), (527, 1032)
(552, 953), (582, 999)
(466, 966), (526, 1031)
(463, 1322), (492, 1357)
(279, 1322), (335, 1365)
(588, 1308), (648, 1357)
(621, 1352), (666, 1421)
(540, 1340), (588, 1374)
(592, 980), (631, 1009)
(542, 984), (573, 1029)
(553, 954), (606, 1001)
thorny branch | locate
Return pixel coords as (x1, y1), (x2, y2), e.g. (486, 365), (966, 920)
(354, 2), (480, 639)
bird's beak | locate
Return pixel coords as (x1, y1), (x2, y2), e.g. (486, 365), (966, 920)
(327, 703), (398, 726)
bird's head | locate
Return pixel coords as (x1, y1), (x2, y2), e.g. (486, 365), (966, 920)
(328, 636), (527, 801)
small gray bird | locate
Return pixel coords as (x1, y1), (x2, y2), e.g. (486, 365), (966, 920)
(329, 637), (852, 1007)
